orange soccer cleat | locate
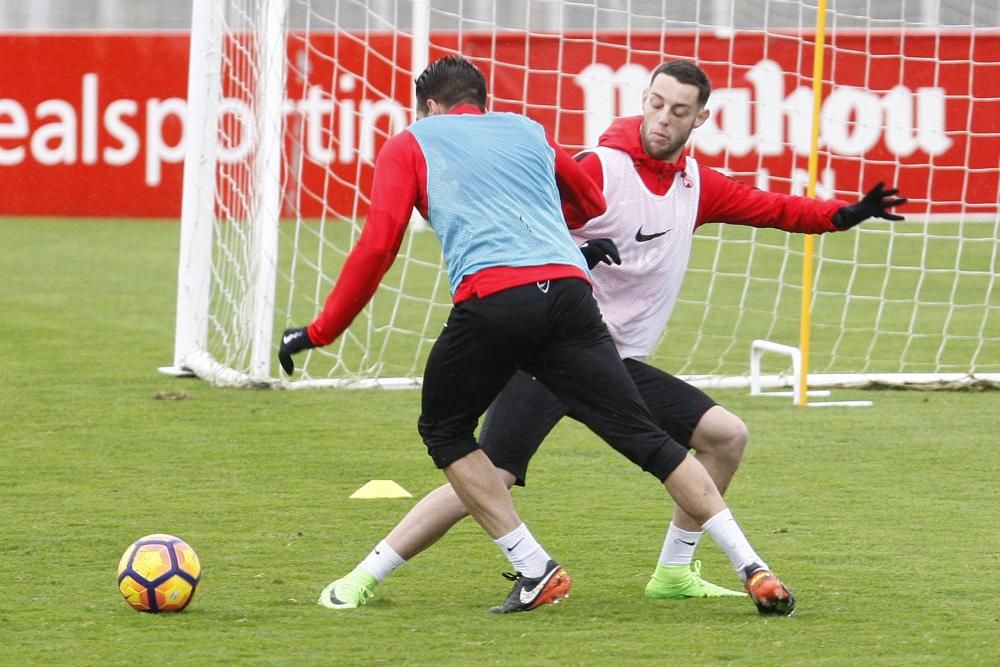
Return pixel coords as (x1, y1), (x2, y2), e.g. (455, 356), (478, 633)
(743, 564), (796, 616)
(489, 560), (572, 613)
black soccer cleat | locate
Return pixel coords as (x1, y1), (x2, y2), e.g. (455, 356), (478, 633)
(489, 559), (572, 614)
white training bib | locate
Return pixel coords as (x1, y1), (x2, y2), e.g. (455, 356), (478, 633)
(572, 148), (702, 360)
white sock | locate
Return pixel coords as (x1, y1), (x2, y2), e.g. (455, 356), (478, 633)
(357, 539), (406, 582)
(701, 508), (767, 581)
(494, 523), (550, 578)
(658, 522), (703, 567)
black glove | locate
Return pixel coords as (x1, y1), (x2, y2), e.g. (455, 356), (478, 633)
(579, 238), (621, 269)
(278, 327), (315, 375)
(833, 181), (908, 229)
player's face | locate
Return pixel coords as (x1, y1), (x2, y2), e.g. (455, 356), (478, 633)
(640, 74), (709, 161)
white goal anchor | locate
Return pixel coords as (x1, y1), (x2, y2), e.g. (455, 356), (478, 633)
(749, 339), (873, 408)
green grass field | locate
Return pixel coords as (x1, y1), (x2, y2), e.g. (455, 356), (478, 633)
(2, 218), (999, 665)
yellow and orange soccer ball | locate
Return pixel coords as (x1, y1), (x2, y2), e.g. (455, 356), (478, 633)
(117, 534), (201, 612)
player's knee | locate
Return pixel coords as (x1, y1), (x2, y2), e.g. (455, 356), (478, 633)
(644, 438), (692, 482)
(422, 436), (480, 469)
(417, 417), (479, 469)
(495, 467), (518, 488)
(691, 406), (748, 464)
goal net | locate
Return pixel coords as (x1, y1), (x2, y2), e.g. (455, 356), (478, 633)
(165, 0), (1000, 389)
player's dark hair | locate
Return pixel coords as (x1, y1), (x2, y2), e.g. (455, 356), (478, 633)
(414, 55), (488, 113)
(650, 61), (712, 108)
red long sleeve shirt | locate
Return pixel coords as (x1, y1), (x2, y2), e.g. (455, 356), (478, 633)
(581, 115), (848, 233)
(307, 105), (607, 347)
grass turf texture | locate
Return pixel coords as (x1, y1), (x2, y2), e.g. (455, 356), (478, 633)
(2, 218), (998, 665)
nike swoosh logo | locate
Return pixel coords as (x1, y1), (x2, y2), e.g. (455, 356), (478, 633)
(518, 568), (559, 605)
(635, 227), (672, 242)
(282, 331), (303, 345)
(506, 537), (525, 553)
(679, 539), (697, 546)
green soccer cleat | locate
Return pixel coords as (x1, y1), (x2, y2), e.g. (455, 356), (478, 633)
(644, 561), (747, 599)
(318, 568), (377, 609)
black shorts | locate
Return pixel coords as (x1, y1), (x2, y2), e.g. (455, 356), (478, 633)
(479, 359), (718, 486)
(417, 279), (689, 481)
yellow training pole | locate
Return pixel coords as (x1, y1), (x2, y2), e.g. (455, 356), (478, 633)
(798, 0), (828, 406)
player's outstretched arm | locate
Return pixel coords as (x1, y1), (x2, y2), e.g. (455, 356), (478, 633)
(278, 133), (419, 376)
(833, 181), (909, 229)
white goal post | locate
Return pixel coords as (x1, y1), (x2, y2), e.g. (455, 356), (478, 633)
(163, 0), (1000, 390)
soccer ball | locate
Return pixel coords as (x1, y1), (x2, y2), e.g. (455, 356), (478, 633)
(117, 534), (201, 612)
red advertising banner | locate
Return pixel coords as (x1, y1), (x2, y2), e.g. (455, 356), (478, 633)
(1, 30), (997, 218)
(0, 34), (189, 217)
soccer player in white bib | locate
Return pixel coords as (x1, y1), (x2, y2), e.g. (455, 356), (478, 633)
(291, 59), (904, 616)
